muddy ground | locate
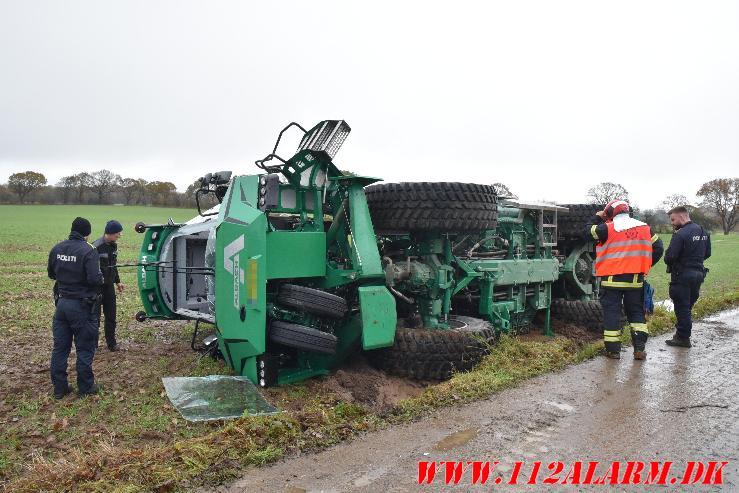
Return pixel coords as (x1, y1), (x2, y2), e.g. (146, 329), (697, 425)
(0, 318), (211, 467)
(0, 305), (597, 483)
(211, 308), (739, 492)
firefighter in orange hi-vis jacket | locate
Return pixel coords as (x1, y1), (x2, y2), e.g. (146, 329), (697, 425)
(585, 200), (664, 360)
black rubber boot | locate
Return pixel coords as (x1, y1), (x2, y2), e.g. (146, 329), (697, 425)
(604, 341), (621, 359)
(665, 335), (692, 348)
(78, 383), (101, 397)
(54, 386), (71, 400)
(631, 329), (647, 360)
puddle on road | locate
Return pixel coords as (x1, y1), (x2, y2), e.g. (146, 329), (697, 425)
(544, 400), (575, 412)
(433, 428), (479, 451)
(704, 307), (739, 323)
(655, 299), (674, 311)
(353, 464), (390, 488)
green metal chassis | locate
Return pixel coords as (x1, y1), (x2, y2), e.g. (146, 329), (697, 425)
(137, 123), (596, 386)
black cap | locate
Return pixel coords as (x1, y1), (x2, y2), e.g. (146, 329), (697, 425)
(71, 217), (92, 237)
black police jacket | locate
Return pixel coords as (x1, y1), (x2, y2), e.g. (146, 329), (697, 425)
(664, 221), (711, 274)
(92, 236), (120, 286)
(48, 231), (104, 299)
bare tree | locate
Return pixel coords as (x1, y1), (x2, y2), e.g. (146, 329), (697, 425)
(67, 172), (92, 203)
(8, 171), (47, 204)
(56, 176), (78, 204)
(641, 208), (669, 233)
(90, 169), (122, 203)
(697, 178), (738, 235)
(0, 184), (10, 203)
(586, 182), (629, 205)
(146, 181), (178, 206)
(128, 178), (148, 205)
(660, 193), (690, 212)
(120, 178), (140, 205)
(492, 182), (517, 199)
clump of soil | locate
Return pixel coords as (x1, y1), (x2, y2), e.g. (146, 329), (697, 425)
(525, 311), (601, 348)
(318, 356), (426, 414)
(550, 319), (601, 345)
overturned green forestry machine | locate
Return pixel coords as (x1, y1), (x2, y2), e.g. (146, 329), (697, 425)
(133, 120), (603, 386)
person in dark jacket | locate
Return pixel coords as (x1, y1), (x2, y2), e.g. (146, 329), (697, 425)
(93, 220), (125, 351)
(47, 217), (104, 398)
(664, 206), (711, 348)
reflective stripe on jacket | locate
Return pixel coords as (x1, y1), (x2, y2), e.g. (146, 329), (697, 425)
(595, 222), (653, 277)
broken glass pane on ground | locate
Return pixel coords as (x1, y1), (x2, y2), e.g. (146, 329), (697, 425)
(162, 375), (279, 422)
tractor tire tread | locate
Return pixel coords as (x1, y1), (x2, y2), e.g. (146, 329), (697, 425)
(278, 284), (348, 319)
(368, 316), (495, 380)
(365, 182), (499, 233)
(269, 320), (338, 355)
(557, 204), (605, 237)
(550, 299), (626, 333)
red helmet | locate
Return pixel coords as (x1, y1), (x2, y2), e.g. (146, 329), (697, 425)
(604, 199), (630, 219)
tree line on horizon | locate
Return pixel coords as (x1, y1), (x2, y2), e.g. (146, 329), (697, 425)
(1, 170), (211, 209)
(2, 171), (737, 234)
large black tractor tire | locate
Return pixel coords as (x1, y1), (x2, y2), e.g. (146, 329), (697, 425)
(365, 182), (498, 233)
(368, 315), (496, 380)
(550, 299), (627, 333)
(558, 204), (604, 237)
(269, 320), (338, 355)
(277, 284), (348, 319)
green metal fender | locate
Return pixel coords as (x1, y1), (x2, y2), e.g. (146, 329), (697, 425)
(358, 285), (396, 349)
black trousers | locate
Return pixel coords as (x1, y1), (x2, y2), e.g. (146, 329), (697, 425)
(669, 270), (704, 339)
(51, 298), (99, 393)
(100, 284), (117, 349)
(600, 287), (648, 352)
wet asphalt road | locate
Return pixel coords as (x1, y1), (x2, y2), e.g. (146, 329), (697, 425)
(213, 308), (739, 492)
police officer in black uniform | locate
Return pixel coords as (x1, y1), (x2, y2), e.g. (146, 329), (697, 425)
(664, 206), (711, 348)
(93, 220), (124, 351)
(48, 217), (104, 399)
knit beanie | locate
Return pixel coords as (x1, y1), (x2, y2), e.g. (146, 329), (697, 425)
(105, 220), (123, 235)
(71, 217), (92, 237)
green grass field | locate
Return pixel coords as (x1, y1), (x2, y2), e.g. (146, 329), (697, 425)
(0, 204), (196, 266)
(0, 205), (198, 337)
(647, 232), (739, 301)
(0, 205), (737, 491)
(0, 205), (222, 487)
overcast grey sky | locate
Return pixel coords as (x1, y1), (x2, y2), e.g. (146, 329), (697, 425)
(1, 0), (737, 208)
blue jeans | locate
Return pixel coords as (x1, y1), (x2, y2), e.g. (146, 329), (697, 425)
(669, 270), (704, 339)
(50, 298), (100, 393)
